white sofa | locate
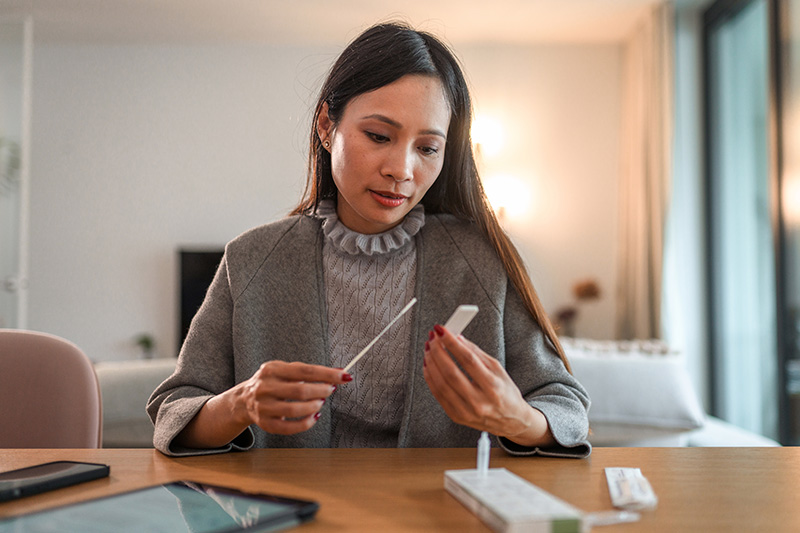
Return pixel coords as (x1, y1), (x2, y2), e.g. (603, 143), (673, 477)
(562, 337), (780, 447)
(94, 358), (177, 448)
(93, 340), (780, 448)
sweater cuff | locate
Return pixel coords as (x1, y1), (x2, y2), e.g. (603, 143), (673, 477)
(497, 435), (591, 459)
(154, 393), (256, 457)
(164, 426), (255, 457)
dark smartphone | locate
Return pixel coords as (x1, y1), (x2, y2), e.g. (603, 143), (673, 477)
(0, 461), (110, 502)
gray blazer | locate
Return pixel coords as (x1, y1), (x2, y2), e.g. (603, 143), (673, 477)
(147, 213), (591, 458)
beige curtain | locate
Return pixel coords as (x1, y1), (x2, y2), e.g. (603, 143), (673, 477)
(616, 2), (674, 339)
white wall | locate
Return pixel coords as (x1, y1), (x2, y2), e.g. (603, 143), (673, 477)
(0, 20), (28, 329)
(28, 40), (622, 361)
(460, 45), (621, 340)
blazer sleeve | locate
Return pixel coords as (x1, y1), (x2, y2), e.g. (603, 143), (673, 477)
(498, 279), (591, 458)
(146, 254), (255, 456)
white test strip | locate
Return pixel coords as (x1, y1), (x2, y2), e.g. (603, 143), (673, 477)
(585, 510), (641, 527)
(443, 305), (479, 336)
(605, 467), (658, 511)
(342, 297), (418, 373)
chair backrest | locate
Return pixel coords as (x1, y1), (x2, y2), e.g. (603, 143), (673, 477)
(0, 329), (102, 448)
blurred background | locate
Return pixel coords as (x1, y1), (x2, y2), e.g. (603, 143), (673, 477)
(2, 0), (799, 444)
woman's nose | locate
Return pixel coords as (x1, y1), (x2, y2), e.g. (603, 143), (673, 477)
(382, 146), (414, 182)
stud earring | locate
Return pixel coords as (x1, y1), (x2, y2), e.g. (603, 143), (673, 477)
(323, 140), (330, 149)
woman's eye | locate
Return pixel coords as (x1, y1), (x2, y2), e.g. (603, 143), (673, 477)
(420, 146), (440, 156)
(366, 132), (390, 143)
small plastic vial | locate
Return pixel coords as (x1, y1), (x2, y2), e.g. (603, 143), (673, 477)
(477, 431), (490, 475)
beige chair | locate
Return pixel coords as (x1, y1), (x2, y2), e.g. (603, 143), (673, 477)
(0, 329), (102, 448)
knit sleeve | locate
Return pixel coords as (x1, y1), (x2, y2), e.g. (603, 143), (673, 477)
(500, 279), (592, 459)
(146, 254), (255, 457)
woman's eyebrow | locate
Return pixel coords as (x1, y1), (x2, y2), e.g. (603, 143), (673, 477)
(361, 114), (447, 139)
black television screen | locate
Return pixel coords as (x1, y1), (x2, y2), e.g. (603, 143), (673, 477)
(179, 249), (224, 348)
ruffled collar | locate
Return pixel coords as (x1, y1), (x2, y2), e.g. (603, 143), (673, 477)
(315, 199), (425, 256)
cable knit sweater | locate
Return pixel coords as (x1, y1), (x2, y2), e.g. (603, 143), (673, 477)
(147, 210), (591, 458)
(318, 200), (423, 447)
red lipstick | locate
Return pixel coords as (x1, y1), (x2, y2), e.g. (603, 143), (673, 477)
(370, 190), (407, 207)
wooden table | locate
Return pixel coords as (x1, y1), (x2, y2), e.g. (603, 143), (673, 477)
(0, 447), (797, 531)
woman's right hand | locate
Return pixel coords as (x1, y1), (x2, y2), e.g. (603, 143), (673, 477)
(175, 361), (351, 449)
(236, 361), (351, 435)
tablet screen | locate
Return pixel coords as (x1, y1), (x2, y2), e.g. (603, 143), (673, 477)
(0, 481), (318, 533)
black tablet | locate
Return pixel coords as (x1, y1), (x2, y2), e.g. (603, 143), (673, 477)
(0, 480), (319, 533)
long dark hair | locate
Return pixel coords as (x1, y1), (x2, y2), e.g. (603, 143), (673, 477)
(291, 22), (570, 371)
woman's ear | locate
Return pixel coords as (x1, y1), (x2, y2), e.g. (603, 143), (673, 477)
(317, 102), (333, 146)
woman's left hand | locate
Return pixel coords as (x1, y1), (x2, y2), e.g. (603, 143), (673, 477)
(423, 324), (555, 448)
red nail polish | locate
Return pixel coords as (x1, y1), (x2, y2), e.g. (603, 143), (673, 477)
(314, 412), (321, 420)
(342, 373), (353, 382)
(425, 341), (430, 351)
(428, 330), (435, 341)
(434, 324), (445, 336)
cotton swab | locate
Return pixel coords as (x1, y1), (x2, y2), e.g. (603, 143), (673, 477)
(342, 297), (418, 373)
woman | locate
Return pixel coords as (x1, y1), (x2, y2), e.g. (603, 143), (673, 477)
(148, 22), (590, 458)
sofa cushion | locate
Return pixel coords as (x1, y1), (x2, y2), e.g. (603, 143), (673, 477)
(94, 358), (177, 447)
(562, 338), (706, 446)
(687, 415), (780, 447)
